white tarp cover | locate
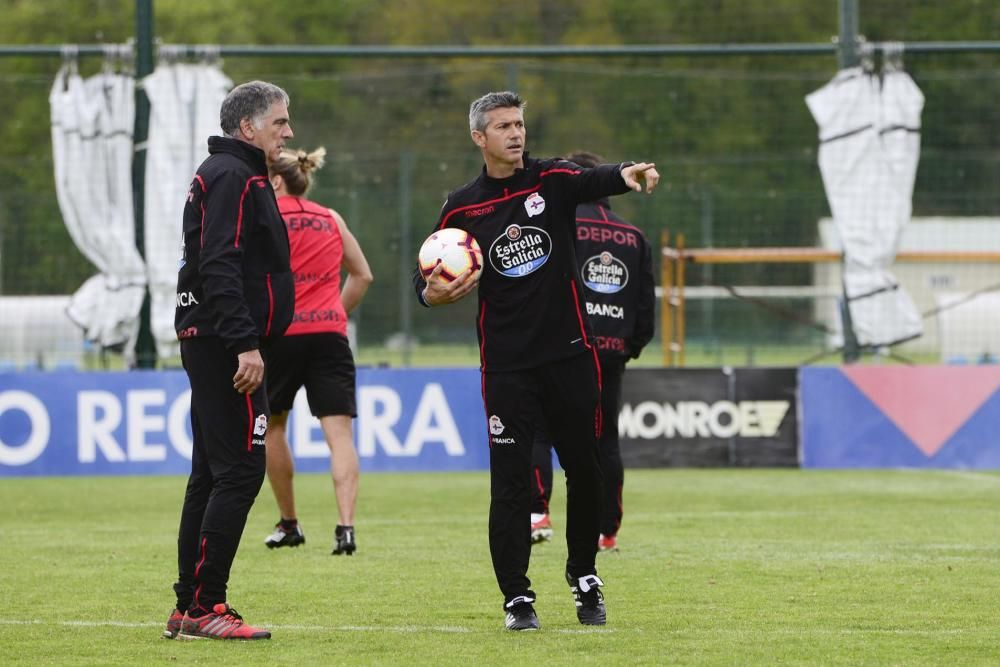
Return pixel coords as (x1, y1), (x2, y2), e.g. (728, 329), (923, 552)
(49, 65), (147, 357)
(143, 62), (232, 360)
(806, 63), (924, 348)
(935, 291), (1000, 363)
(0, 296), (85, 369)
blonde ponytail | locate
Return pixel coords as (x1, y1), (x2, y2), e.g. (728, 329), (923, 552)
(270, 146), (327, 196)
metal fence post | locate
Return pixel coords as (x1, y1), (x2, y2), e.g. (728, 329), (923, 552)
(132, 0), (156, 368)
(837, 0), (862, 363)
(838, 0), (860, 68)
(399, 150), (414, 367)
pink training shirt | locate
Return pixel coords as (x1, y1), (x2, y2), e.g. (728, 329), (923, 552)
(277, 195), (348, 337)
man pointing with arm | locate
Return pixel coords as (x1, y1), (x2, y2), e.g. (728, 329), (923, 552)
(414, 91), (658, 631)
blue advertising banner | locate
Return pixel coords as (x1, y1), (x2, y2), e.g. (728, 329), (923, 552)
(800, 366), (1000, 469)
(0, 368), (489, 477)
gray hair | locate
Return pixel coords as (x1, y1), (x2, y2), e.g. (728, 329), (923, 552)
(220, 80), (290, 137)
(468, 91), (525, 133)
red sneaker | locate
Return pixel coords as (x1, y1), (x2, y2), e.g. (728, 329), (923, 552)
(162, 609), (183, 639)
(530, 514), (553, 544)
(598, 534), (618, 552)
(178, 603), (271, 640)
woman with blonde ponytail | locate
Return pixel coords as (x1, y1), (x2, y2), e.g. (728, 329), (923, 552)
(262, 146), (373, 556)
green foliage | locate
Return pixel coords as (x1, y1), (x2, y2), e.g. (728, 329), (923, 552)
(1, 469), (999, 664)
(0, 1), (996, 354)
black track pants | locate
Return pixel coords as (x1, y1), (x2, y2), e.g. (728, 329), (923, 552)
(531, 357), (625, 537)
(483, 353), (603, 603)
(173, 338), (268, 613)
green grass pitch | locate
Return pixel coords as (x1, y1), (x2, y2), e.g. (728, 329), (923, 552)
(1, 469), (998, 665)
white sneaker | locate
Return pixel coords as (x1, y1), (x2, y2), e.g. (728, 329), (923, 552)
(264, 522), (305, 549)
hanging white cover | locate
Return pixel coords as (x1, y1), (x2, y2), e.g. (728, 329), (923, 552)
(142, 62), (232, 360)
(806, 65), (924, 348)
(49, 65), (147, 358)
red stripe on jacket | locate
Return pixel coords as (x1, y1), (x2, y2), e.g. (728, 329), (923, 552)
(438, 166), (582, 229)
(194, 175), (207, 247)
(235, 176), (268, 248)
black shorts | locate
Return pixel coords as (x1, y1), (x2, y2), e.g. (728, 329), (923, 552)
(266, 332), (357, 417)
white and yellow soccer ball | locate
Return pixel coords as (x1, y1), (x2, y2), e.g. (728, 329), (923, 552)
(418, 227), (483, 282)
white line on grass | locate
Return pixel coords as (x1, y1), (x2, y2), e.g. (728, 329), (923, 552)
(2, 619), (968, 637)
(0, 620), (156, 629)
(278, 623), (472, 633)
(0, 618), (471, 633)
(0, 618), (616, 634)
(939, 470), (1000, 485)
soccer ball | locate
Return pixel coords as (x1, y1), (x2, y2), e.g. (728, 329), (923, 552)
(418, 227), (483, 282)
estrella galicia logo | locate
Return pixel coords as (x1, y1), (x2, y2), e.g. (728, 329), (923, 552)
(489, 225), (552, 278)
(582, 251), (628, 294)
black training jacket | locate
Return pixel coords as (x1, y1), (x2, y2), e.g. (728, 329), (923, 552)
(414, 154), (633, 372)
(574, 199), (655, 361)
(174, 136), (294, 354)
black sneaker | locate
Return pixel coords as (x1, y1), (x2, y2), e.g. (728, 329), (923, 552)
(265, 521), (305, 549)
(504, 595), (540, 631)
(566, 573), (606, 625)
(332, 525), (356, 555)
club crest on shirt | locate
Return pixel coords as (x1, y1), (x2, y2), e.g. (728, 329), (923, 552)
(581, 251), (629, 294)
(488, 225), (552, 278)
(524, 192), (545, 217)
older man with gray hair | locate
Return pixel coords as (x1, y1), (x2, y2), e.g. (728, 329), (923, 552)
(164, 80), (295, 641)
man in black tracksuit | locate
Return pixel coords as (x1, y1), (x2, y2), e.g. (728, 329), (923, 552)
(530, 152), (656, 553)
(167, 81), (294, 641)
(414, 91), (659, 631)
